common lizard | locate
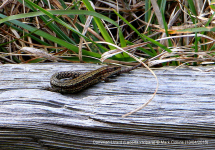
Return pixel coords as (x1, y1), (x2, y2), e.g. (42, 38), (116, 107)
(47, 63), (142, 94)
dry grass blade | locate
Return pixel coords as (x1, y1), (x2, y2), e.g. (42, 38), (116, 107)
(78, 1), (95, 62)
(20, 47), (58, 61)
(151, 0), (164, 28)
(102, 33), (215, 66)
(0, 0), (13, 9)
(98, 41), (159, 117)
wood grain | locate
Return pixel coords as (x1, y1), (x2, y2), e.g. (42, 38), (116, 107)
(0, 63), (214, 149)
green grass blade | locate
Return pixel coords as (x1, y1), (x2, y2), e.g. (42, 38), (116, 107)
(0, 9), (122, 47)
(113, 10), (172, 53)
(17, 0), (75, 44)
(0, 14), (101, 58)
(82, 0), (116, 50)
(187, 0), (197, 16)
(160, 0), (172, 47)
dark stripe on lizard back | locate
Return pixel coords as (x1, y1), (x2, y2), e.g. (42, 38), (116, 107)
(49, 63), (142, 94)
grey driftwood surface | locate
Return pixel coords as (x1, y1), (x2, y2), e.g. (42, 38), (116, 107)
(0, 63), (215, 149)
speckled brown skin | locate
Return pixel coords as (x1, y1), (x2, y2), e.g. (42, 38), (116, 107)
(49, 63), (142, 94)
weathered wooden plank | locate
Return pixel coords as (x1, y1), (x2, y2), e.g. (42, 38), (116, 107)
(0, 63), (214, 149)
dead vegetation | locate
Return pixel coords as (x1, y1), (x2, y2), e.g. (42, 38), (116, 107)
(0, 0), (215, 66)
